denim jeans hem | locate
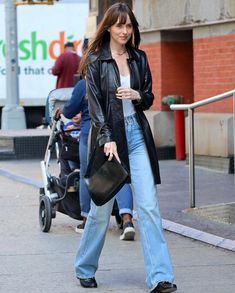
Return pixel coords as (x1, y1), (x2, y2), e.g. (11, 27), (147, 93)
(119, 208), (133, 216)
(76, 274), (95, 280)
(81, 212), (89, 218)
(149, 278), (175, 292)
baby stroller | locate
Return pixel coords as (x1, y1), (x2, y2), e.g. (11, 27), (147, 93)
(39, 88), (121, 232)
(39, 87), (83, 232)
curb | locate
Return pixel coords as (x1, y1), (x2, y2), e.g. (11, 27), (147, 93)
(0, 168), (42, 188)
(1, 168), (235, 252)
(162, 219), (235, 252)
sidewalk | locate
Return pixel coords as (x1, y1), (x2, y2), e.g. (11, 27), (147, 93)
(0, 159), (235, 292)
(1, 159), (235, 247)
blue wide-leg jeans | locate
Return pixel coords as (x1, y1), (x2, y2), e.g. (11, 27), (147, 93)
(75, 114), (175, 290)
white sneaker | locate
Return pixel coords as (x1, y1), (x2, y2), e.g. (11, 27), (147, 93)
(120, 221), (135, 241)
(75, 222), (85, 233)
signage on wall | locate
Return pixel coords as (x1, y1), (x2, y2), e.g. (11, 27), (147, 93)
(0, 0), (88, 106)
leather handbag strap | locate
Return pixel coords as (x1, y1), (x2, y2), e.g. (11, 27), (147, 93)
(85, 127), (103, 177)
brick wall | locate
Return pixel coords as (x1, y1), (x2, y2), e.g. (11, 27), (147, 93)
(194, 34), (235, 113)
(161, 41), (194, 106)
(142, 33), (235, 113)
(141, 43), (162, 111)
(142, 41), (194, 111)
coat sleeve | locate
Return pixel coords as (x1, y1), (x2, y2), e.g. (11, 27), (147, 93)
(63, 79), (86, 119)
(132, 51), (154, 111)
(86, 57), (113, 146)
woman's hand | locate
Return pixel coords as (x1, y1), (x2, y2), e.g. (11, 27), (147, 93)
(104, 141), (120, 162)
(116, 87), (141, 101)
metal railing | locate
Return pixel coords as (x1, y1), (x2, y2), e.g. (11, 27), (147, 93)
(170, 89), (235, 208)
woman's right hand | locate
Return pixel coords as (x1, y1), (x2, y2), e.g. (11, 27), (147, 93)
(104, 141), (120, 163)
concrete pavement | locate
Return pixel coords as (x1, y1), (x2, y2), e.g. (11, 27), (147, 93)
(1, 159), (235, 246)
(0, 159), (235, 292)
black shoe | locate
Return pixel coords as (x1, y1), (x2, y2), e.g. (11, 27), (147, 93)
(79, 277), (97, 288)
(120, 220), (135, 241)
(151, 282), (177, 293)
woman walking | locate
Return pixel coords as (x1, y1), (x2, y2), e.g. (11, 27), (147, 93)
(74, 3), (177, 293)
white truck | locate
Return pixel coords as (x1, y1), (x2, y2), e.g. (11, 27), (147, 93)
(0, 0), (88, 126)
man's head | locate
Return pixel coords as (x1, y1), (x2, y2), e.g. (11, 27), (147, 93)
(64, 42), (75, 52)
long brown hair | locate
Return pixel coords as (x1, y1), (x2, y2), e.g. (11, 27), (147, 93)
(79, 2), (140, 76)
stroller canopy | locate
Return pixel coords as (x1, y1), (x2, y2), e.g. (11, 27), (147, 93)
(45, 87), (74, 125)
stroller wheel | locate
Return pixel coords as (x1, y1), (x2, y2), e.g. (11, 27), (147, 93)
(39, 195), (52, 232)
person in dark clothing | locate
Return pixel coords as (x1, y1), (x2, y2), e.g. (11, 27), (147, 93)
(74, 3), (177, 293)
(52, 42), (81, 88)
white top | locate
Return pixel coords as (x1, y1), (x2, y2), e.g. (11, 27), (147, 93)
(120, 75), (136, 117)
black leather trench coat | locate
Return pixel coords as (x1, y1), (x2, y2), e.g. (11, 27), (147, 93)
(86, 42), (161, 184)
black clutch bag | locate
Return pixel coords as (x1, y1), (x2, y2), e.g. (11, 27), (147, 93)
(84, 155), (128, 206)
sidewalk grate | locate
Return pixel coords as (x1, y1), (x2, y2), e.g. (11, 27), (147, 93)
(184, 202), (235, 226)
